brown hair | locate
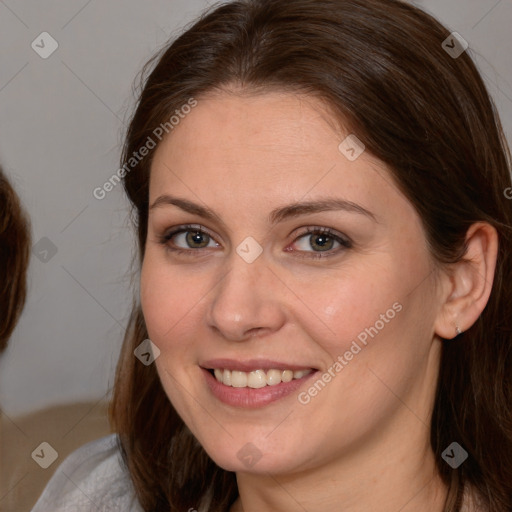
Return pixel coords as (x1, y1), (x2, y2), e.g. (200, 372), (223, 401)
(109, 0), (512, 510)
(0, 166), (31, 351)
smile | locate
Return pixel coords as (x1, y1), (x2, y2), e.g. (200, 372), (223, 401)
(211, 368), (313, 388)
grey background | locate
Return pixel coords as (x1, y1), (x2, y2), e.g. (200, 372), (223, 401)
(0, 0), (510, 417)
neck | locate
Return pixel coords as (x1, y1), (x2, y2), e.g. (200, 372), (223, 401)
(230, 417), (448, 512)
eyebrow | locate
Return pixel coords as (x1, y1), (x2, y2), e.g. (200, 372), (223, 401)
(149, 195), (377, 225)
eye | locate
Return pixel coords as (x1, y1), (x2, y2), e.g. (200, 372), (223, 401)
(289, 227), (352, 259)
(158, 224), (352, 260)
(159, 224), (219, 255)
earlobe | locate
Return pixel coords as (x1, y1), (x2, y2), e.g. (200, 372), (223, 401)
(434, 222), (498, 340)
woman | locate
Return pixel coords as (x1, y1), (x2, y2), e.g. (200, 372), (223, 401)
(0, 166), (30, 352)
(31, 0), (512, 511)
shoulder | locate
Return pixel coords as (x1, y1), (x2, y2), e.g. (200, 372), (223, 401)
(30, 433), (143, 512)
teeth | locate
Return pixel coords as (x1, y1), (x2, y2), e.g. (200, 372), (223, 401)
(266, 369), (282, 386)
(231, 371), (247, 388)
(247, 370), (267, 389)
(281, 370), (293, 382)
(223, 369), (232, 386)
(212, 368), (313, 387)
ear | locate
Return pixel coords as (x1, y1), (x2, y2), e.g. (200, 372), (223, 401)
(434, 222), (498, 340)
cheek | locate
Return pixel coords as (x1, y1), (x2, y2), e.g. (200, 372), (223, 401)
(295, 260), (435, 402)
(139, 251), (202, 343)
(295, 278), (429, 429)
(294, 262), (405, 356)
(140, 253), (205, 418)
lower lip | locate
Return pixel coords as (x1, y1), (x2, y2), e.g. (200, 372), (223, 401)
(202, 368), (318, 408)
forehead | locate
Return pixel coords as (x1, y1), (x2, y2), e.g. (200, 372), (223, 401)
(154, 90), (344, 167)
(149, 91), (402, 218)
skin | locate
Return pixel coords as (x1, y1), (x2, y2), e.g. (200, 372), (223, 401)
(140, 89), (497, 512)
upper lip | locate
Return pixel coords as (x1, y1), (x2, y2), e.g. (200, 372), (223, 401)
(201, 358), (317, 372)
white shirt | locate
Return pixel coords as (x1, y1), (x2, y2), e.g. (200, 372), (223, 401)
(30, 434), (143, 512)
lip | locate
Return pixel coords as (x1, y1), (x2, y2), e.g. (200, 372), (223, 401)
(201, 358), (317, 372)
(201, 366), (319, 408)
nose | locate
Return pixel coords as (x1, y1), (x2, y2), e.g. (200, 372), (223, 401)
(205, 249), (286, 341)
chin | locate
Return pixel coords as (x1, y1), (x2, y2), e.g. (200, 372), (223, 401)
(209, 452), (282, 474)
(200, 437), (304, 475)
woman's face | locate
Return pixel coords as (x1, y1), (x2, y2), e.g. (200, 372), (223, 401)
(141, 90), (444, 474)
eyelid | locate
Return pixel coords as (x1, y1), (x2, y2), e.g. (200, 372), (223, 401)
(294, 225), (350, 240)
(163, 223), (216, 239)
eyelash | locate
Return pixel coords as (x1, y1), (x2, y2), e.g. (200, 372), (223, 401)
(158, 224), (352, 260)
